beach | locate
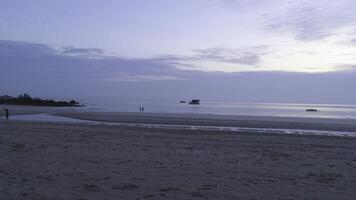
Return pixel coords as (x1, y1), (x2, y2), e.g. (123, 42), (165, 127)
(1, 106), (356, 199)
(3, 1), (356, 199)
(57, 111), (356, 132)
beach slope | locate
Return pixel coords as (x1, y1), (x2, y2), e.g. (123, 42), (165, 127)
(1, 121), (355, 200)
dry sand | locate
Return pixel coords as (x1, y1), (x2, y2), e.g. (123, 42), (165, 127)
(1, 120), (356, 200)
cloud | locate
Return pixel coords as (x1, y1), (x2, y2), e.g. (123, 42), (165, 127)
(0, 40), (184, 83)
(0, 40), (55, 57)
(218, 0), (243, 9)
(0, 40), (355, 103)
(99, 75), (183, 82)
(263, 0), (356, 41)
(155, 46), (268, 72)
(61, 46), (105, 56)
(192, 46), (267, 65)
(0, 40), (269, 80)
(333, 64), (356, 71)
(349, 38), (356, 46)
(218, 0), (277, 11)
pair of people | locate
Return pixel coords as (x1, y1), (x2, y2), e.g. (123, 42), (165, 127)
(139, 107), (145, 112)
(2, 108), (9, 120)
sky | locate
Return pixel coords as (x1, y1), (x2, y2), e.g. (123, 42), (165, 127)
(0, 0), (356, 103)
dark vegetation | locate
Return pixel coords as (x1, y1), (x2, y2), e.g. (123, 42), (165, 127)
(0, 93), (83, 107)
(306, 109), (319, 112)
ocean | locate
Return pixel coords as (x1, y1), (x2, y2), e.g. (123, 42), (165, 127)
(78, 98), (356, 119)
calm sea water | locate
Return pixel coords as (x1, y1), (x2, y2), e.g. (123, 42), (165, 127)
(78, 98), (356, 119)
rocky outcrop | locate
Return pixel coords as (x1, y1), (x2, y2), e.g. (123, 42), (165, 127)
(0, 94), (83, 107)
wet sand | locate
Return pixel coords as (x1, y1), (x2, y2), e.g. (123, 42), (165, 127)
(57, 111), (356, 132)
(4, 105), (356, 132)
(0, 105), (76, 115)
(1, 121), (356, 200)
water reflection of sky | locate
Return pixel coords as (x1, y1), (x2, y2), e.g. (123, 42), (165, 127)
(77, 99), (356, 119)
(6, 113), (356, 138)
(10, 113), (92, 123)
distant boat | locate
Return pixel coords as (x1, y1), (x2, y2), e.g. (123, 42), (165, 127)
(306, 109), (318, 112)
(189, 99), (200, 105)
(180, 101), (187, 103)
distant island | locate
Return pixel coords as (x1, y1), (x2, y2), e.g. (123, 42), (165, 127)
(0, 93), (83, 107)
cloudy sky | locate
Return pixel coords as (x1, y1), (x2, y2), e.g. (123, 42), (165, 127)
(1, 0), (356, 103)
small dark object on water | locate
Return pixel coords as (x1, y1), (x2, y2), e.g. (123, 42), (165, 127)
(189, 99), (200, 105)
(306, 109), (318, 112)
(180, 101), (186, 103)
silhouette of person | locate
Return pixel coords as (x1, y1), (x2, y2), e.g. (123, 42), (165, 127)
(4, 108), (9, 120)
(142, 107), (144, 112)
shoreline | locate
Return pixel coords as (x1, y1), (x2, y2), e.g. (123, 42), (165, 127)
(3, 112), (356, 138)
(4, 118), (356, 138)
(2, 105), (356, 135)
(3, 103), (356, 120)
(55, 111), (356, 133)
